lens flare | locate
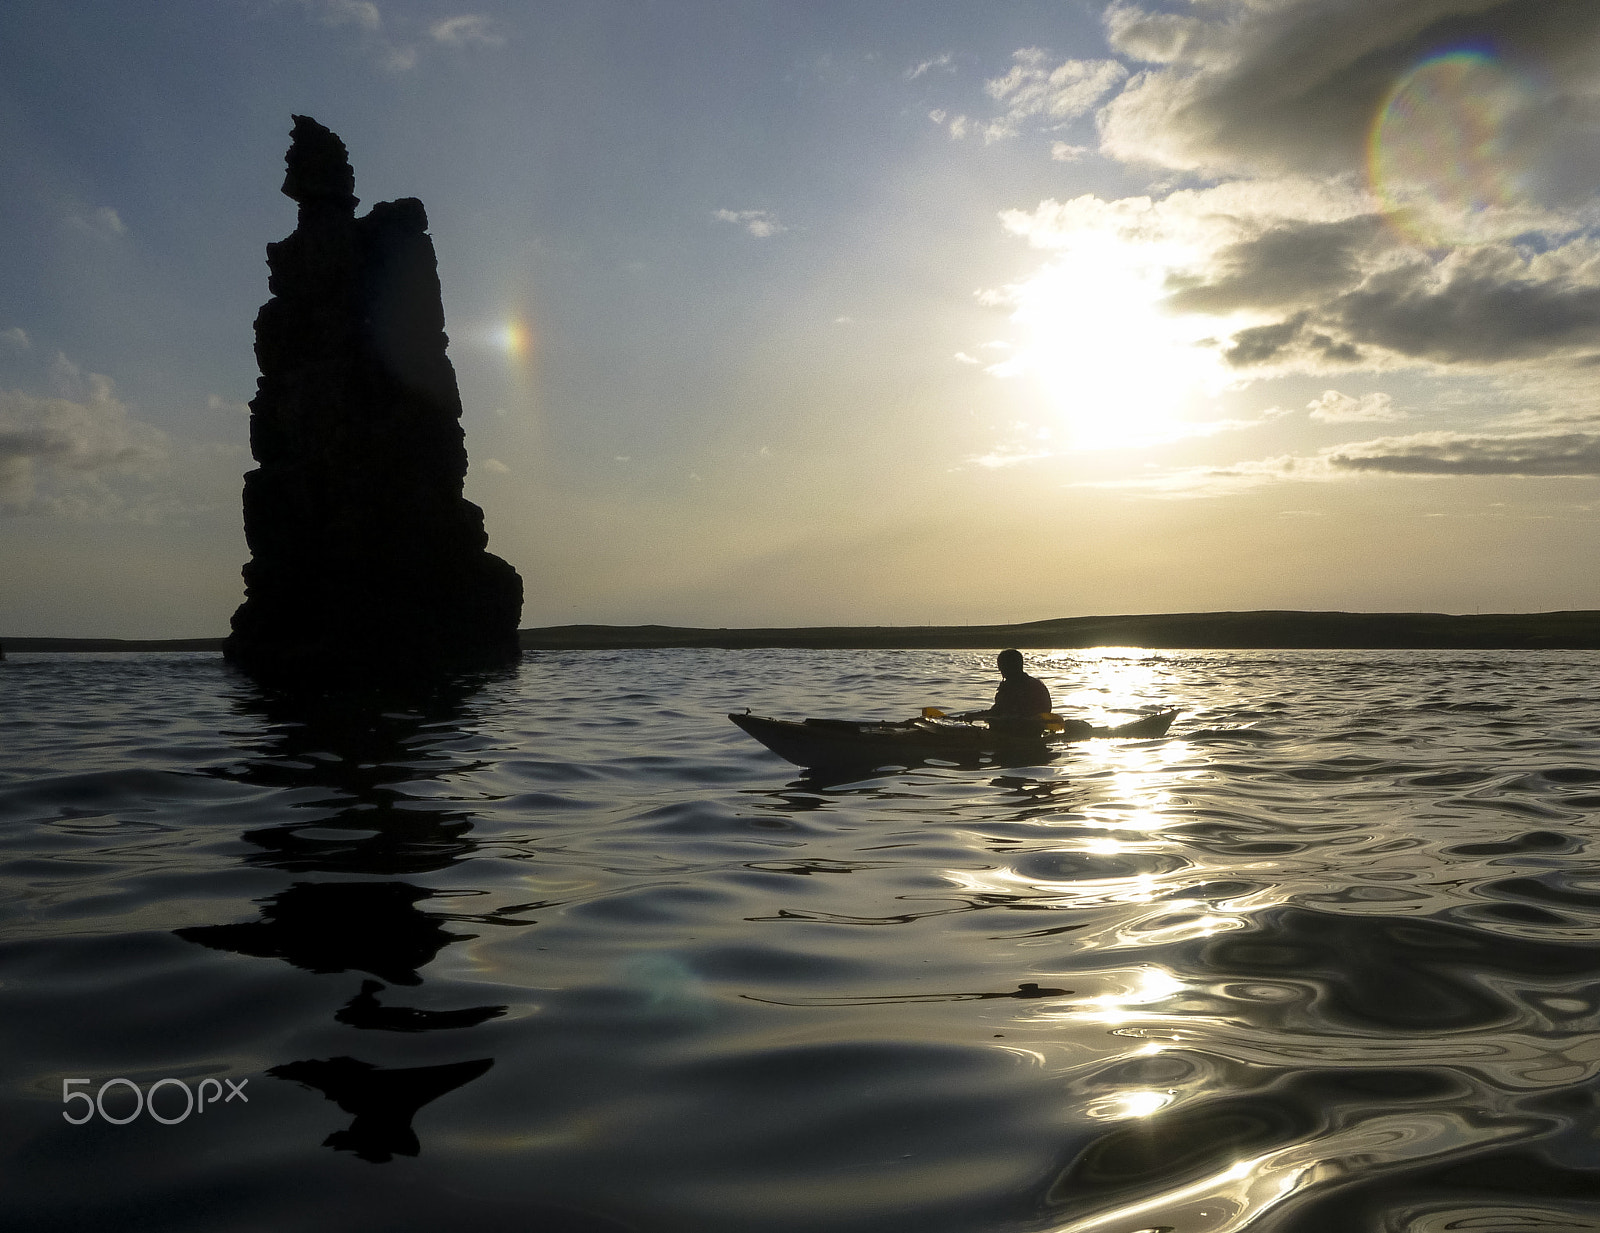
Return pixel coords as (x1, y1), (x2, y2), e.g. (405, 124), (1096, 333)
(1367, 50), (1535, 246)
(497, 318), (534, 362)
(476, 310), (543, 460)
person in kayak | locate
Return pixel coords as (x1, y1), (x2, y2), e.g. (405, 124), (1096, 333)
(959, 649), (1054, 736)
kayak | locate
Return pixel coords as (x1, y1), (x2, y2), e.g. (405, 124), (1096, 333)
(729, 708), (1179, 769)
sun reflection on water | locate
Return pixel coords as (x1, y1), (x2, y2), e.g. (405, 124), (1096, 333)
(1048, 1149), (1306, 1233)
(1042, 648), (1170, 713)
(945, 649), (1335, 1230)
(1070, 966), (1187, 1026)
(1085, 1088), (1175, 1120)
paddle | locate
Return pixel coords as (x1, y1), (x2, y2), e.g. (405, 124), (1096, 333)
(921, 705), (1066, 730)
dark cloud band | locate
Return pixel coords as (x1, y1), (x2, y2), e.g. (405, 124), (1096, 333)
(1329, 431), (1600, 475)
(1209, 242), (1600, 368)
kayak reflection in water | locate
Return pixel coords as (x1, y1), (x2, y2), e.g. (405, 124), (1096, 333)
(956, 649), (1056, 737)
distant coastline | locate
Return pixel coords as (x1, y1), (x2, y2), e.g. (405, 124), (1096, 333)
(10, 610), (1600, 653)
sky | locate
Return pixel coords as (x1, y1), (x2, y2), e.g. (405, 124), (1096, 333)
(3, 0), (1600, 638)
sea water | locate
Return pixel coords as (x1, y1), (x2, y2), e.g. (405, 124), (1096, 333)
(3, 648), (1599, 1231)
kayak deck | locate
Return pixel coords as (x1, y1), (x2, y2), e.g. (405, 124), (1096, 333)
(729, 708), (1178, 769)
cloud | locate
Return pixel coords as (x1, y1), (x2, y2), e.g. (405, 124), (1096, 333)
(907, 54), (953, 81)
(1098, 0), (1600, 193)
(932, 48), (1124, 144)
(974, 446), (1053, 469)
(1001, 177), (1600, 374)
(999, 177), (1373, 255)
(1, 328), (28, 350)
(1307, 390), (1404, 422)
(1330, 245), (1600, 364)
(982, 49), (1128, 140)
(1187, 407), (1299, 437)
(1127, 408), (1302, 448)
(479, 457), (510, 473)
(970, 2), (1600, 438)
(968, 420), (1055, 469)
(1213, 239), (1600, 369)
(291, 0), (423, 70)
(67, 206), (126, 240)
(1085, 425), (1600, 499)
(1165, 215), (1385, 314)
(1327, 429), (1600, 475)
(0, 368), (169, 515)
(713, 209), (786, 238)
(430, 15), (504, 48)
(1072, 453), (1340, 498)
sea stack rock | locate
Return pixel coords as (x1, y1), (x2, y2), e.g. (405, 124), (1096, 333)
(225, 116), (522, 680)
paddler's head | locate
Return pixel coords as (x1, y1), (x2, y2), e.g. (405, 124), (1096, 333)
(997, 649), (1025, 678)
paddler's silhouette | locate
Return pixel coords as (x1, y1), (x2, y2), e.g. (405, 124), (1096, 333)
(958, 649), (1054, 737)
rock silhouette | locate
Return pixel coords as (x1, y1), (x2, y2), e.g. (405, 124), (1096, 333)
(225, 115), (522, 680)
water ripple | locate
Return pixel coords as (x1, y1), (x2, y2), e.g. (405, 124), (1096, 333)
(4, 648), (1600, 1230)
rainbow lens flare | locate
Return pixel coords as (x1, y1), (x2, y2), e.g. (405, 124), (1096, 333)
(497, 318), (534, 361)
(1367, 50), (1534, 246)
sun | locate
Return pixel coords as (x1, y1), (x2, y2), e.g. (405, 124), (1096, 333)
(987, 222), (1228, 451)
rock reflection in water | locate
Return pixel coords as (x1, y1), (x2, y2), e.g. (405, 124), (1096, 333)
(268, 1055), (494, 1162)
(336, 980), (507, 1032)
(204, 677), (496, 875)
(178, 672), (513, 1165)
(177, 879), (472, 985)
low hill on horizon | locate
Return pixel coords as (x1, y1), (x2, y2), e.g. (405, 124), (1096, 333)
(516, 609), (1600, 650)
(8, 609), (1600, 654)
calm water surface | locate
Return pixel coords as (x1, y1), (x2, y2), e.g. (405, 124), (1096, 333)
(3, 648), (1600, 1231)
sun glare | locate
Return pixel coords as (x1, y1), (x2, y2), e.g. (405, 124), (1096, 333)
(990, 228), (1227, 451)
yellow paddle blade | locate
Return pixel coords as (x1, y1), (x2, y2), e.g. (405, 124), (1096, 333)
(1042, 713), (1064, 732)
(921, 706), (948, 719)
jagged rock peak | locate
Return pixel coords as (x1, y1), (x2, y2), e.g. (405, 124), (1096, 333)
(225, 117), (523, 682)
(282, 114), (358, 210)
